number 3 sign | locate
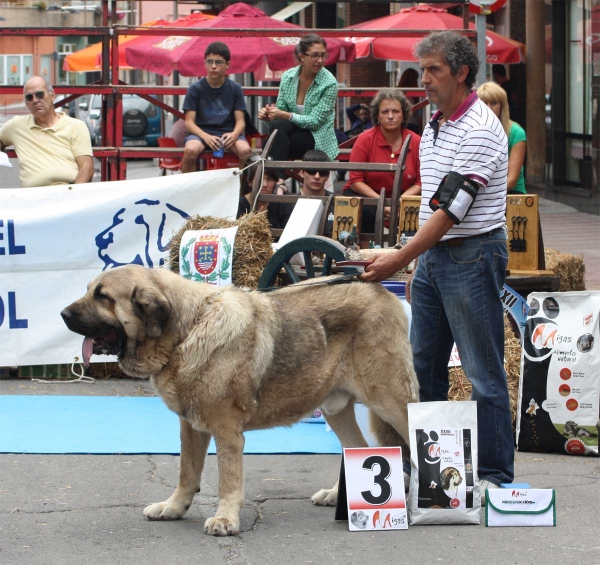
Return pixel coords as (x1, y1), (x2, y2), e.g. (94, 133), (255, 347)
(343, 447), (408, 531)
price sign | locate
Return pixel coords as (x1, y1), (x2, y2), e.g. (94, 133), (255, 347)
(343, 447), (408, 531)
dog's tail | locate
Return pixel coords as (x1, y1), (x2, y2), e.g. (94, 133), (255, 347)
(369, 411), (409, 453)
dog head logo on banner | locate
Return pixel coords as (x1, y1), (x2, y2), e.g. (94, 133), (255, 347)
(95, 199), (189, 270)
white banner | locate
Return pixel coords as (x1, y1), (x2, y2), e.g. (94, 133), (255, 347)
(0, 169), (239, 366)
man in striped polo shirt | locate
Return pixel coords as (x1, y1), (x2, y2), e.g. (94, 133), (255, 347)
(362, 31), (513, 499)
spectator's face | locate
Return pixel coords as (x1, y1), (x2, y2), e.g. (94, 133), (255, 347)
(300, 43), (328, 75)
(301, 168), (328, 195)
(377, 99), (403, 132)
(24, 78), (55, 120)
(204, 52), (230, 79)
(483, 100), (502, 119)
(358, 109), (370, 123)
(260, 174), (278, 194)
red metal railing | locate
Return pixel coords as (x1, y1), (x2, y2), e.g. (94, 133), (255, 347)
(0, 0), (473, 181)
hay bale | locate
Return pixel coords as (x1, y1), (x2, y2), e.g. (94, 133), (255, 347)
(448, 314), (521, 429)
(545, 248), (586, 292)
(168, 212), (273, 290)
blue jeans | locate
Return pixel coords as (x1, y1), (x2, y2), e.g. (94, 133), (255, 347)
(410, 228), (514, 486)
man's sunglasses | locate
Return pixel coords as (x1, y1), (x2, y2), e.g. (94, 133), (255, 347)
(25, 91), (47, 102)
(305, 169), (325, 176)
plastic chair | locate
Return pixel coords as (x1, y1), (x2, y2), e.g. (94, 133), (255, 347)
(157, 137), (182, 176)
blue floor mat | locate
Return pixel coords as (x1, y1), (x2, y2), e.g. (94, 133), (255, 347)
(0, 396), (341, 455)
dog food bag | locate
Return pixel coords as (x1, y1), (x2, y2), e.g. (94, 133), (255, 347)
(407, 401), (480, 525)
(516, 292), (600, 456)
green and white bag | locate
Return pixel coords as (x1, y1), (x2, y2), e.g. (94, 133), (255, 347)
(485, 488), (556, 527)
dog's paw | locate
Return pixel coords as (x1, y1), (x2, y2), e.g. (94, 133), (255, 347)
(204, 516), (239, 536)
(311, 488), (338, 506)
(143, 501), (187, 521)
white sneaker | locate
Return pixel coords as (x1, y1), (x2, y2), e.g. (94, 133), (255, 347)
(479, 480), (499, 506)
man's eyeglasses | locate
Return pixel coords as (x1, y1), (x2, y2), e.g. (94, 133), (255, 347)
(25, 91), (47, 102)
(205, 59), (227, 67)
(305, 169), (325, 177)
(304, 52), (328, 61)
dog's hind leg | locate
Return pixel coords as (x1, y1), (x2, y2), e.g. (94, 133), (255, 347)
(144, 418), (211, 521)
(311, 401), (368, 507)
(369, 404), (411, 491)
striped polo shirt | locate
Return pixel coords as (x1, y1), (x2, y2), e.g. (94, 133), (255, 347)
(419, 92), (508, 240)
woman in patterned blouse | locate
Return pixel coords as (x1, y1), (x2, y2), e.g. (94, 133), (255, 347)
(258, 34), (339, 177)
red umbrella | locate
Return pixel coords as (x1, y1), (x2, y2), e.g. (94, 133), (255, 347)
(125, 3), (356, 77)
(347, 5), (525, 64)
(64, 14), (216, 73)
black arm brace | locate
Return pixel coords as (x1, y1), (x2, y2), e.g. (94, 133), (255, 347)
(429, 171), (479, 224)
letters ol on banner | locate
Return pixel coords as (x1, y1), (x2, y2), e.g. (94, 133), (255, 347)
(179, 227), (238, 286)
(344, 447), (408, 531)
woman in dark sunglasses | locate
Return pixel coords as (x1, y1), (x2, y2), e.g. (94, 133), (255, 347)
(258, 33), (338, 178)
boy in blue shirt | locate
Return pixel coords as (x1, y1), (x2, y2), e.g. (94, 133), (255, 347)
(182, 42), (252, 173)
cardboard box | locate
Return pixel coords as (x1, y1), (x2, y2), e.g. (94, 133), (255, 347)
(485, 488), (556, 527)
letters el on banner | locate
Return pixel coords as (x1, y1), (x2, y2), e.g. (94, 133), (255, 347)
(0, 169), (239, 366)
(179, 227), (238, 286)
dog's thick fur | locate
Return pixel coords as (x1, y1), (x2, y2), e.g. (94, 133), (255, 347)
(62, 265), (419, 536)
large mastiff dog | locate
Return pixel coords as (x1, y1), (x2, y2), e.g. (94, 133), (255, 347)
(61, 265), (418, 536)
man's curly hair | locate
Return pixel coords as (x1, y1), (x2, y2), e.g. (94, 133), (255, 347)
(414, 31), (480, 89)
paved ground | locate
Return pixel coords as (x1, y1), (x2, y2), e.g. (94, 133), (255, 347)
(1, 380), (599, 565)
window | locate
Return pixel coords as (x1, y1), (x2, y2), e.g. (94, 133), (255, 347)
(0, 55), (34, 85)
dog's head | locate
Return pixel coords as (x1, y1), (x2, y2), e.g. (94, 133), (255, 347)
(95, 200), (189, 270)
(441, 467), (462, 490)
(61, 265), (174, 378)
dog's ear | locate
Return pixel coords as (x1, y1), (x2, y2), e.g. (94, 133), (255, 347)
(131, 286), (170, 338)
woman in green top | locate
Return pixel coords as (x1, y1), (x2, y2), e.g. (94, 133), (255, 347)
(258, 33), (339, 176)
(477, 82), (527, 194)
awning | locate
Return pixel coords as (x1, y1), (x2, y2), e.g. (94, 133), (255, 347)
(271, 2), (312, 21)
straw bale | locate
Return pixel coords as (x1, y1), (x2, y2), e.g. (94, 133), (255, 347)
(448, 314), (522, 429)
(545, 248), (586, 292)
(168, 212), (273, 290)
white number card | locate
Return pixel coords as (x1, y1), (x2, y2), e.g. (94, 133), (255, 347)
(343, 447), (408, 531)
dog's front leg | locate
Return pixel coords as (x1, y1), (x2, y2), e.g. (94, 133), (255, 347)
(144, 417), (211, 521)
(204, 426), (245, 536)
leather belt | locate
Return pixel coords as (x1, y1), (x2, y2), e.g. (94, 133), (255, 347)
(434, 228), (505, 247)
(434, 237), (470, 247)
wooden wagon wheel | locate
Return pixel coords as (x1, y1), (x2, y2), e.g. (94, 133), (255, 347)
(257, 236), (358, 290)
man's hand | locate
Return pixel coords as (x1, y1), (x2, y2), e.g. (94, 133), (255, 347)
(202, 134), (223, 152)
(360, 250), (408, 283)
(220, 132), (236, 150)
(384, 206), (391, 219)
